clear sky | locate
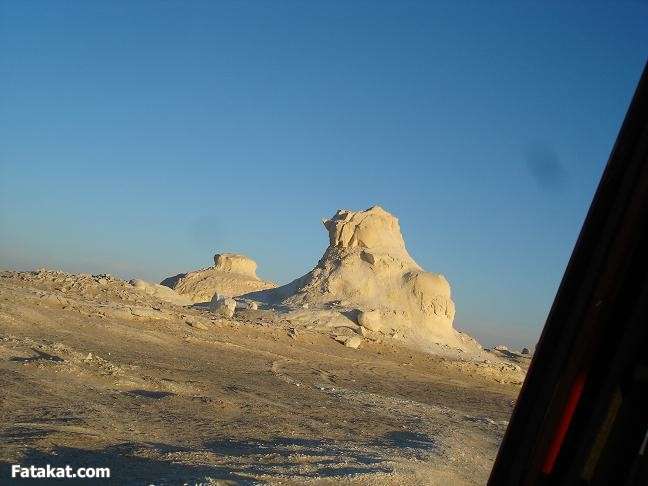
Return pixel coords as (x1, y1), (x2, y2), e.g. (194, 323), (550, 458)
(1, 1), (647, 348)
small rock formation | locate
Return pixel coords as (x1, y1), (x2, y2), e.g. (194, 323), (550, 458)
(494, 345), (509, 352)
(333, 334), (363, 349)
(344, 335), (363, 349)
(213, 253), (257, 276)
(249, 206), (479, 352)
(521, 347), (530, 355)
(209, 294), (236, 318)
(161, 253), (275, 303)
(129, 279), (193, 306)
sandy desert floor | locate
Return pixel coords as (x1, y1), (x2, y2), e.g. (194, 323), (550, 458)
(0, 270), (529, 485)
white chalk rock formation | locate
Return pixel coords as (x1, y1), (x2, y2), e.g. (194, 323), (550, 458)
(209, 294), (237, 318)
(250, 206), (478, 351)
(160, 253), (275, 303)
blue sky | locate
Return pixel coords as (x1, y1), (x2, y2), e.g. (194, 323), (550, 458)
(1, 1), (646, 348)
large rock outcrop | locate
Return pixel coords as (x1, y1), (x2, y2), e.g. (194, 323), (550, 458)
(161, 253), (275, 303)
(249, 206), (478, 351)
(213, 253), (258, 277)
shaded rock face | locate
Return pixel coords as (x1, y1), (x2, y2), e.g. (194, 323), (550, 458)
(160, 253), (275, 303)
(250, 206), (473, 350)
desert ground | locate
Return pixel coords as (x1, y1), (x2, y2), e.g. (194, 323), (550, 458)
(0, 269), (529, 485)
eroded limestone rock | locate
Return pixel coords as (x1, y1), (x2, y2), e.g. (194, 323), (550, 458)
(209, 294), (236, 318)
(161, 253), (275, 303)
(249, 205), (476, 352)
(213, 253), (258, 278)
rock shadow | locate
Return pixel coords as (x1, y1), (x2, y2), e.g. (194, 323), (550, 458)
(123, 390), (175, 399)
(372, 430), (439, 459)
(2, 432), (439, 483)
(204, 436), (391, 478)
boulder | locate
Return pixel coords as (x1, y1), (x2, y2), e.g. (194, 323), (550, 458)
(357, 310), (382, 332)
(209, 295), (236, 318)
(344, 336), (363, 349)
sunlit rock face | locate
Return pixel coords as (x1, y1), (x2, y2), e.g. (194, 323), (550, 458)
(213, 253), (259, 278)
(250, 206), (473, 350)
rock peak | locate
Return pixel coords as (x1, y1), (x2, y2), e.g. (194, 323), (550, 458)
(322, 205), (407, 253)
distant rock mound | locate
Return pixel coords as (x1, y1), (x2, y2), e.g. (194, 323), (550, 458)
(129, 279), (193, 306)
(161, 253), (275, 303)
(213, 253), (259, 277)
(248, 206), (479, 351)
